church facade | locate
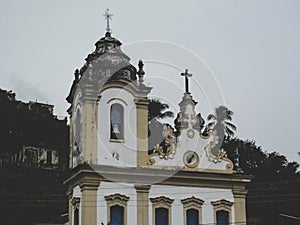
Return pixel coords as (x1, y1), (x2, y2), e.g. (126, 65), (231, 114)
(65, 14), (251, 225)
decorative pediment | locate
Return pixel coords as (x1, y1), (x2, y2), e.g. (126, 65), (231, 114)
(104, 193), (130, 203)
(181, 196), (204, 207)
(150, 196), (174, 205)
(211, 199), (233, 211)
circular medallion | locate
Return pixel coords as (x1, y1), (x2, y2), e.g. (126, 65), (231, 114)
(187, 129), (195, 138)
(183, 151), (199, 168)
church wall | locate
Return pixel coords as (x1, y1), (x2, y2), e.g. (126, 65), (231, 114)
(91, 182), (235, 225)
(97, 88), (137, 167)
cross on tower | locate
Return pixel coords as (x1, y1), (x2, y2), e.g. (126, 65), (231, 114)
(103, 8), (113, 33)
(181, 69), (192, 93)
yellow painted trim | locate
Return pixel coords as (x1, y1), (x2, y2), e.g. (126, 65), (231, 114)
(135, 185), (151, 225)
(107, 98), (128, 106)
(109, 138), (125, 143)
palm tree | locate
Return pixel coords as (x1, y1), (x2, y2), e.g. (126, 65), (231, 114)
(206, 105), (236, 138)
(148, 99), (174, 153)
(148, 99), (174, 122)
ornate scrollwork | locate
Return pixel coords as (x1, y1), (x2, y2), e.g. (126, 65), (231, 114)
(192, 113), (205, 132)
(153, 124), (177, 160)
(204, 130), (228, 163)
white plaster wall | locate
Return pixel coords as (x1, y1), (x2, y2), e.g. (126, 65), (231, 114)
(96, 182), (137, 225)
(149, 185), (234, 225)
(98, 88), (137, 167)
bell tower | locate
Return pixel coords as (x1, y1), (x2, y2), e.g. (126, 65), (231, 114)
(66, 11), (152, 169)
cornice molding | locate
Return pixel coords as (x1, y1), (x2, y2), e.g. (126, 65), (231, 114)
(64, 164), (252, 191)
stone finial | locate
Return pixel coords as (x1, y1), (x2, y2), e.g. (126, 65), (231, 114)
(234, 146), (243, 173)
(74, 69), (80, 80)
(137, 60), (145, 84)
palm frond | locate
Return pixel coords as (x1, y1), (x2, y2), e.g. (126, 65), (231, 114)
(206, 122), (215, 129)
(148, 98), (174, 121)
(207, 114), (216, 120)
(159, 111), (174, 119)
(225, 126), (235, 137)
(225, 121), (237, 131)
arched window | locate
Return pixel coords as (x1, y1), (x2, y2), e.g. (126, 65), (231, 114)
(155, 207), (168, 225)
(105, 194), (129, 225)
(150, 196), (174, 225)
(211, 199), (233, 225)
(74, 208), (79, 225)
(110, 103), (124, 140)
(110, 205), (124, 225)
(71, 197), (80, 225)
(187, 208), (199, 225)
(216, 210), (229, 225)
(181, 196), (204, 225)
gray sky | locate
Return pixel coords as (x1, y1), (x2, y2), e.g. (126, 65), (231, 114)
(1, 0), (299, 163)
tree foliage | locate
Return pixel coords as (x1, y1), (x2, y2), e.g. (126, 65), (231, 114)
(148, 98), (174, 122)
(206, 105), (236, 138)
(223, 137), (299, 181)
(148, 98), (174, 153)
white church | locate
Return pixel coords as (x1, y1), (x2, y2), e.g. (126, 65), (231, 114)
(64, 10), (251, 225)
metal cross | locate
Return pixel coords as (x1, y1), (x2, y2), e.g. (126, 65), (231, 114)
(181, 69), (192, 93)
(103, 8), (113, 33)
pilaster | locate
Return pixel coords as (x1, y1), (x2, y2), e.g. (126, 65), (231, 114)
(135, 98), (149, 166)
(81, 95), (98, 164)
(135, 185), (151, 225)
(232, 188), (248, 225)
(79, 178), (100, 225)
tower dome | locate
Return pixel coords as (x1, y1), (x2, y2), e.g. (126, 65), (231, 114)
(80, 31), (137, 84)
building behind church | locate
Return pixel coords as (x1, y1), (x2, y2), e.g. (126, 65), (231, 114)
(0, 88), (69, 170)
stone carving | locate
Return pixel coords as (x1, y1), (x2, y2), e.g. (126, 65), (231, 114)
(204, 130), (228, 163)
(154, 124), (177, 159)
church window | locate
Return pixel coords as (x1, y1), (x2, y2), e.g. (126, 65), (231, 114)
(186, 209), (199, 225)
(211, 199), (233, 225)
(110, 104), (124, 141)
(71, 197), (80, 225)
(216, 210), (229, 225)
(181, 196), (204, 225)
(110, 205), (124, 225)
(150, 196), (174, 225)
(105, 194), (129, 225)
(155, 208), (168, 225)
(74, 207), (79, 225)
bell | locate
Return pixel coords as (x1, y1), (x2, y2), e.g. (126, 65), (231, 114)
(112, 123), (120, 134)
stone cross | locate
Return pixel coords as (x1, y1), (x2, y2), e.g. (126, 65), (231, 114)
(181, 69), (192, 93)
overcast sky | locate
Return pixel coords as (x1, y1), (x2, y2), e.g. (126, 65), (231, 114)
(0, 0), (299, 163)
